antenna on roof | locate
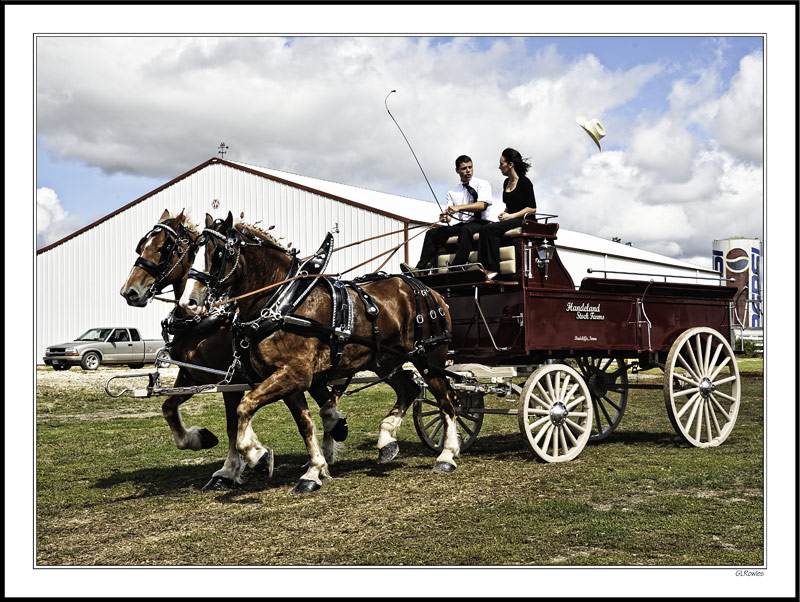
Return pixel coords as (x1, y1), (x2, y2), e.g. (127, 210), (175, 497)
(217, 142), (229, 158)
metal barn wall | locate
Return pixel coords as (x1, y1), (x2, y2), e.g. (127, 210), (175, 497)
(36, 162), (412, 363)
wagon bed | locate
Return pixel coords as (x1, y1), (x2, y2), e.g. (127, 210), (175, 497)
(409, 218), (742, 462)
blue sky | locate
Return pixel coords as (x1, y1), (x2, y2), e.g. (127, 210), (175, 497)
(35, 34), (764, 266)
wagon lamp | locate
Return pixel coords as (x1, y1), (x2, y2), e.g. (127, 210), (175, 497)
(535, 240), (556, 279)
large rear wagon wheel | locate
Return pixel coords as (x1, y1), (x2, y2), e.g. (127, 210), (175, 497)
(572, 356), (628, 441)
(518, 363), (593, 462)
(413, 388), (484, 453)
(664, 327), (741, 447)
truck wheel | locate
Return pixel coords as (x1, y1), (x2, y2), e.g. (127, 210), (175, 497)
(80, 352), (101, 371)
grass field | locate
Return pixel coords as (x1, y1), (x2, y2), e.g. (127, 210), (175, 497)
(35, 359), (764, 566)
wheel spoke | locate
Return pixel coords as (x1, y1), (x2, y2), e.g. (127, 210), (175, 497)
(708, 403), (722, 436)
(560, 375), (574, 403)
(712, 390), (738, 403)
(564, 417), (586, 434)
(530, 408), (550, 416)
(676, 392), (701, 420)
(597, 397), (615, 425)
(527, 415), (551, 432)
(423, 415), (443, 430)
(713, 374), (738, 386)
(559, 427), (569, 456)
(563, 381), (579, 404)
(694, 398), (704, 441)
(673, 386), (700, 399)
(676, 353), (701, 382)
(537, 423), (554, 449)
(673, 372), (698, 387)
(429, 419), (443, 441)
(535, 382), (553, 407)
(565, 395), (586, 411)
(693, 334), (705, 376)
(456, 415), (477, 438)
(685, 339), (704, 379)
(708, 356), (732, 381)
(592, 399), (604, 434)
(546, 374), (557, 406)
(708, 343), (724, 377)
(564, 423), (579, 446)
(709, 394), (732, 422)
(418, 409), (440, 418)
(530, 392), (551, 409)
(704, 401), (713, 442)
(600, 394), (622, 412)
(703, 334), (713, 374)
(600, 357), (613, 371)
(552, 426), (559, 457)
(684, 395), (703, 434)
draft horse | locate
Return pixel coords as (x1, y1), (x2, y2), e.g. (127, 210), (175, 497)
(120, 210), (347, 491)
(179, 212), (461, 493)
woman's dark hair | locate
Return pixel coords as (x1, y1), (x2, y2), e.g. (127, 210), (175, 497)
(502, 148), (532, 177)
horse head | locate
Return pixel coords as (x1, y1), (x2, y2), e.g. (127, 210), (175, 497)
(120, 209), (199, 307)
(179, 211), (292, 317)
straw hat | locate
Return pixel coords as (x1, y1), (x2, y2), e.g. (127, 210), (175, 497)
(576, 115), (606, 151)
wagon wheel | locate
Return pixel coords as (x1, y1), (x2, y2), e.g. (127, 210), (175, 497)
(413, 388), (484, 453)
(571, 356), (628, 441)
(664, 327), (741, 447)
(518, 363), (593, 462)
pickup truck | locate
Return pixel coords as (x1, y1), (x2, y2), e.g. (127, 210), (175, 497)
(43, 327), (164, 371)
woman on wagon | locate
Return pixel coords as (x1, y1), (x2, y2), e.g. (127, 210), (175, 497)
(477, 148), (537, 279)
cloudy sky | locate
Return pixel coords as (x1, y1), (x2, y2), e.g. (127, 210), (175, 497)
(35, 34), (765, 267)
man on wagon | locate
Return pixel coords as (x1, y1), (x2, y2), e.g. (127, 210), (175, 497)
(400, 154), (492, 273)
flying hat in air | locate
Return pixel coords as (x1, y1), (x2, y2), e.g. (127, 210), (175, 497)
(576, 115), (606, 151)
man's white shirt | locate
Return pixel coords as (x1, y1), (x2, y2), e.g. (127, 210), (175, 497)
(445, 177), (493, 221)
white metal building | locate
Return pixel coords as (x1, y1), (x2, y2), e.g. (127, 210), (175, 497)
(36, 157), (722, 363)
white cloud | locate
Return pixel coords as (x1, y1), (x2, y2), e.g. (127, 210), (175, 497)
(35, 36), (763, 264)
(710, 51), (763, 164)
(37, 187), (84, 248)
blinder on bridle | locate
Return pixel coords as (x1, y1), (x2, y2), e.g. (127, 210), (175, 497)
(134, 221), (199, 291)
(188, 220), (240, 291)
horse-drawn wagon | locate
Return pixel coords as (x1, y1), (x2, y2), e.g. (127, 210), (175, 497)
(408, 215), (741, 462)
(111, 210), (741, 492)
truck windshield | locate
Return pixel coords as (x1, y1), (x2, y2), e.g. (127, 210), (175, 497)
(76, 328), (112, 341)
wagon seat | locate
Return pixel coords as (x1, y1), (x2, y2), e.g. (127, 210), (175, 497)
(434, 219), (560, 279)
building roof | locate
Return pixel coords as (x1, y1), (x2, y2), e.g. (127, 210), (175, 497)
(37, 157), (717, 275)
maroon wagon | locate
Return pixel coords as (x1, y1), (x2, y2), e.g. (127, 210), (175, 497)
(409, 217), (742, 462)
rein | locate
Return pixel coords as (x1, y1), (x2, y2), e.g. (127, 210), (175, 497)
(206, 221), (437, 308)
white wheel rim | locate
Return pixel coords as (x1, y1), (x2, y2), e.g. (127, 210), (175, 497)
(665, 328), (741, 447)
(519, 364), (593, 462)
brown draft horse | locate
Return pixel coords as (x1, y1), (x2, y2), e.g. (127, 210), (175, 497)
(179, 212), (461, 493)
(120, 210), (346, 491)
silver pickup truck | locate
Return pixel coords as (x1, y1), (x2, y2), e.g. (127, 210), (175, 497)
(43, 327), (163, 371)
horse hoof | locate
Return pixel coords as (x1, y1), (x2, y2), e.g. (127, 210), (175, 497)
(330, 417), (349, 442)
(254, 448), (274, 479)
(433, 461), (456, 474)
(292, 479), (321, 494)
(201, 476), (235, 491)
(377, 441), (399, 464)
(198, 428), (219, 449)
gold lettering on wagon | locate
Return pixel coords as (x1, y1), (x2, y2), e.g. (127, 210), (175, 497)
(565, 302), (605, 321)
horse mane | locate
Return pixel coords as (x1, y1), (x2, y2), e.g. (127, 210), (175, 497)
(160, 212), (200, 239)
(234, 221), (289, 254)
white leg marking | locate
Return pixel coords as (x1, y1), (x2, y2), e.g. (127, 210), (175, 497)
(300, 420), (330, 484)
(435, 414), (460, 466)
(377, 415), (403, 449)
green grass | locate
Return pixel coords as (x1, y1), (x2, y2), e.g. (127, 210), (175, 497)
(35, 361), (763, 566)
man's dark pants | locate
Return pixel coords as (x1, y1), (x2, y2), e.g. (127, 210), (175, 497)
(416, 220), (488, 269)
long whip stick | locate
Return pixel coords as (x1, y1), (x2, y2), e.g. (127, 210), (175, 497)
(384, 90), (446, 216)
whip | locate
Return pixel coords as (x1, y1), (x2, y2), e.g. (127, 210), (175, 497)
(384, 90), (447, 217)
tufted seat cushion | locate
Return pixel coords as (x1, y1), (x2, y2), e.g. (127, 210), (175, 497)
(437, 228), (522, 275)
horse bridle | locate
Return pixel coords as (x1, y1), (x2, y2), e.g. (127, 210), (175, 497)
(134, 221), (199, 298)
(190, 221), (289, 295)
